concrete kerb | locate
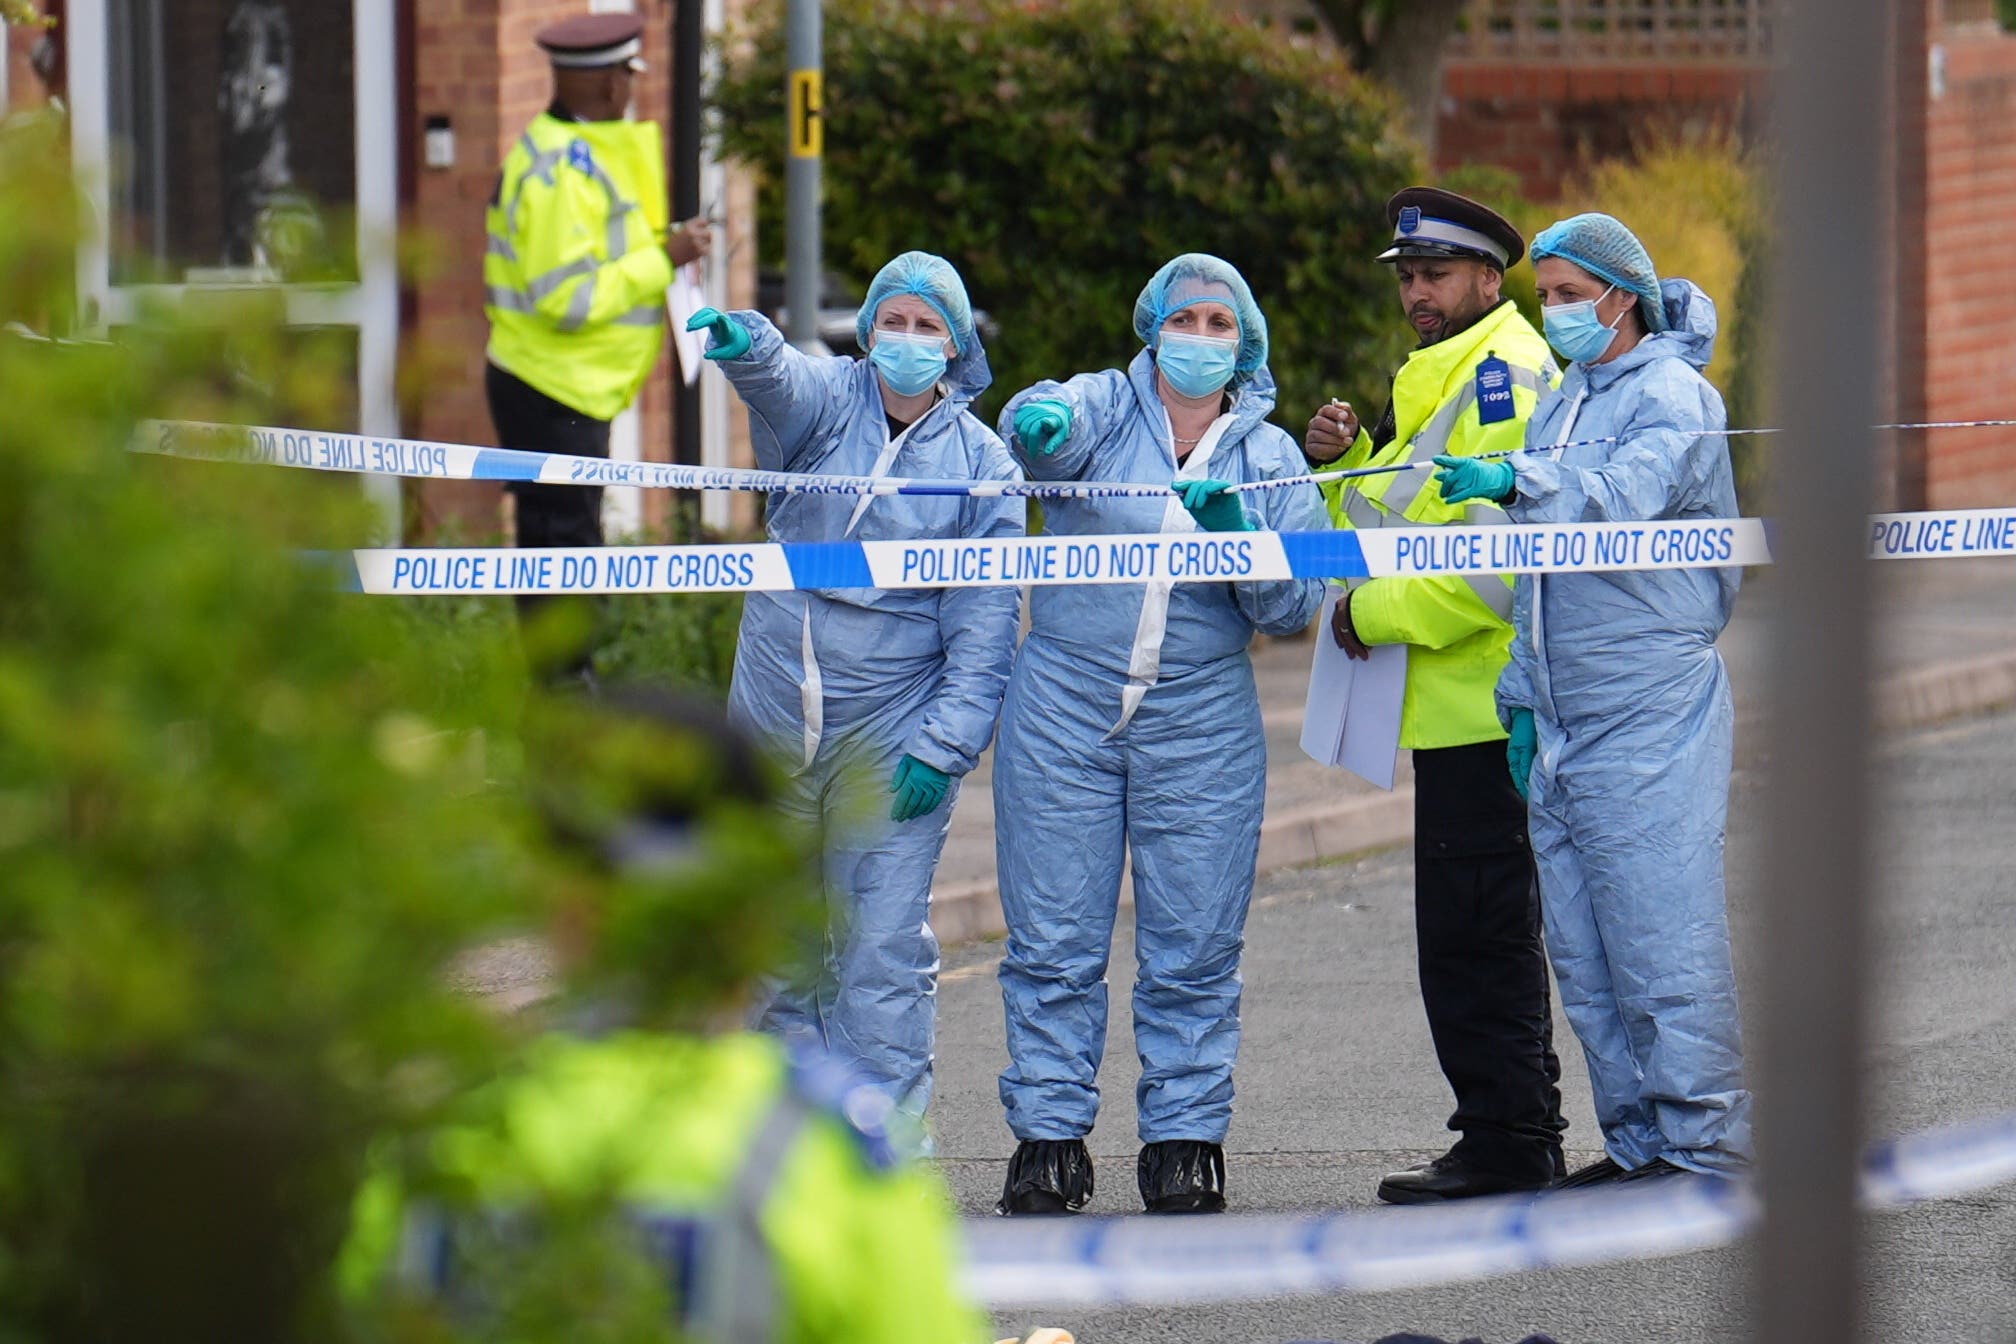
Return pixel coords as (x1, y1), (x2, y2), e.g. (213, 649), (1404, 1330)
(929, 644), (2016, 948)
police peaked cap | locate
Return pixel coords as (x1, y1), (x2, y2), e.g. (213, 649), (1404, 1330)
(1376, 187), (1525, 271)
(536, 13), (647, 71)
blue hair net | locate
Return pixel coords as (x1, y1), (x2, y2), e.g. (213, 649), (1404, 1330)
(856, 250), (978, 356)
(1132, 253), (1269, 385)
(1530, 213), (1670, 334)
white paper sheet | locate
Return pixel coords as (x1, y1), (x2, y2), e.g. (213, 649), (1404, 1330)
(1300, 588), (1407, 790)
(667, 263), (708, 386)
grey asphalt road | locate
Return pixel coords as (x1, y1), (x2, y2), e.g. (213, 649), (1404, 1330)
(929, 711), (2016, 1344)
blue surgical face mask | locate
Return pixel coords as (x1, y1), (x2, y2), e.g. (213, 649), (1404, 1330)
(1156, 331), (1240, 399)
(1542, 283), (1624, 365)
(869, 329), (951, 397)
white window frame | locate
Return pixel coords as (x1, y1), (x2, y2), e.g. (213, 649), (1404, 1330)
(67, 0), (402, 536)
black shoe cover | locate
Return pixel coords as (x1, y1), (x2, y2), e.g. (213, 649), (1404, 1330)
(996, 1139), (1094, 1215)
(1137, 1139), (1226, 1214)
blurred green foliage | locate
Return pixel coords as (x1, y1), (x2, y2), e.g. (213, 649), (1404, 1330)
(713, 0), (1423, 430)
(0, 112), (808, 1341)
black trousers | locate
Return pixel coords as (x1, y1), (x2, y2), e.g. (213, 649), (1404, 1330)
(1413, 740), (1565, 1179)
(485, 362), (609, 678)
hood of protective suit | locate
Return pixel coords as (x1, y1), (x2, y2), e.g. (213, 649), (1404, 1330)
(938, 336), (993, 409)
(1589, 279), (1717, 390)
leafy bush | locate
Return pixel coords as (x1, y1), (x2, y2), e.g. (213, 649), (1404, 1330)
(713, 0), (1423, 430)
(0, 121), (538, 1341)
(0, 120), (791, 1340)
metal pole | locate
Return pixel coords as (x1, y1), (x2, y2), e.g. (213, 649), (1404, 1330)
(668, 0), (704, 534)
(1757, 1), (1884, 1341)
(784, 0), (821, 350)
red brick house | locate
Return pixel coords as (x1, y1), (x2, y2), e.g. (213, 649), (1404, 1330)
(10, 0), (2016, 515)
(7, 0), (758, 541)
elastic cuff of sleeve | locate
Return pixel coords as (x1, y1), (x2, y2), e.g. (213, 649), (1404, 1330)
(1509, 455), (1555, 503)
(905, 740), (964, 779)
(632, 245), (675, 296)
(1343, 579), (1396, 646)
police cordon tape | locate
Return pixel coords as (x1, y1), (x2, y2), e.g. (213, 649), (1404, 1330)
(956, 1107), (2016, 1308)
(135, 416), (2016, 501)
(136, 417), (1206, 501)
(335, 511), (2016, 596)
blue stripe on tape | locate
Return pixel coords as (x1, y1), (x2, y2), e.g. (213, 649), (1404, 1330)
(470, 448), (540, 482)
(782, 541), (875, 589)
(1280, 529), (1371, 580)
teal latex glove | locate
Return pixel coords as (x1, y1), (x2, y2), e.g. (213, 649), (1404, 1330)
(1506, 707), (1537, 802)
(890, 754), (951, 822)
(1433, 454), (1517, 505)
(1172, 478), (1253, 532)
(1013, 399), (1073, 456)
(685, 306), (751, 361)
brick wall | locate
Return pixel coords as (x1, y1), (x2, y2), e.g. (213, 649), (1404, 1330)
(1435, 62), (1767, 198)
(1921, 15), (2016, 508)
(5, 19), (39, 113)
(404, 0), (505, 538)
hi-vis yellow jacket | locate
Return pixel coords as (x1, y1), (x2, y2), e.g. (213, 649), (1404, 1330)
(340, 1032), (985, 1343)
(484, 113), (672, 422)
(1321, 300), (1556, 749)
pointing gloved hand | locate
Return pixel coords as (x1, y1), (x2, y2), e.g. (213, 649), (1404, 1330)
(1433, 454), (1517, 505)
(1172, 478), (1253, 532)
(1506, 707), (1537, 801)
(685, 306), (751, 361)
(889, 754), (951, 822)
(1013, 399), (1073, 456)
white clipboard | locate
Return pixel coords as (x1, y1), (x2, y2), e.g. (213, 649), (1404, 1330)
(1300, 588), (1407, 790)
(666, 262), (708, 386)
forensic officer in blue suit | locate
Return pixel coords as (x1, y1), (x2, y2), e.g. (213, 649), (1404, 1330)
(1436, 213), (1754, 1186)
(991, 254), (1328, 1215)
(685, 251), (1023, 1129)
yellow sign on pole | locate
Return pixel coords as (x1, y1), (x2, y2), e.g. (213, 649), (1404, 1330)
(788, 70), (823, 159)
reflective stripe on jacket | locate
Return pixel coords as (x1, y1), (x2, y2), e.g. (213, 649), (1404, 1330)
(1320, 300), (1557, 749)
(484, 112), (672, 421)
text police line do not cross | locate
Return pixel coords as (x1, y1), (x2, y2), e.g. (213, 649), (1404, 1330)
(348, 512), (2016, 597)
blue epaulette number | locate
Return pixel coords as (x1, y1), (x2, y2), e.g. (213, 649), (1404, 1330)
(1476, 354), (1515, 425)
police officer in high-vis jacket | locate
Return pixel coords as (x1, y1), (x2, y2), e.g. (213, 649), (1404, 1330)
(483, 14), (711, 657)
(338, 688), (986, 1343)
(1303, 187), (1567, 1203)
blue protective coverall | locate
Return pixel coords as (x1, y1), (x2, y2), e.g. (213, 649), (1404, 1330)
(716, 308), (1023, 1122)
(993, 351), (1328, 1143)
(1498, 278), (1754, 1175)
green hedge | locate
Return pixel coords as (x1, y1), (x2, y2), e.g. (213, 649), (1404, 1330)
(713, 0), (1423, 431)
(0, 117), (786, 1339)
